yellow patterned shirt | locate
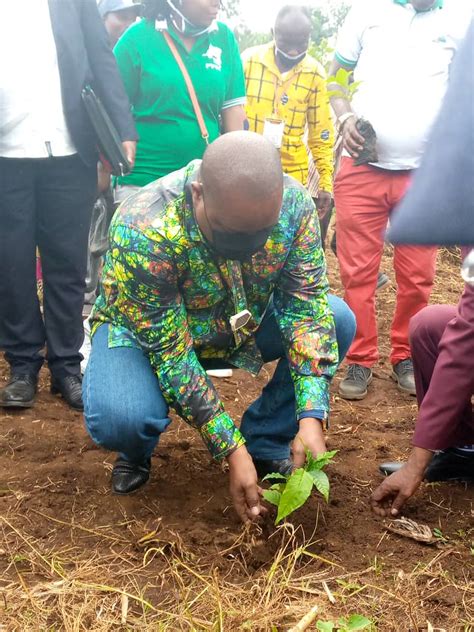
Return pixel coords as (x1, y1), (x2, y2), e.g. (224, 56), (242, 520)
(242, 42), (334, 193)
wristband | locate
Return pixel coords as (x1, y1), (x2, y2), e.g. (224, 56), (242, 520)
(337, 112), (356, 128)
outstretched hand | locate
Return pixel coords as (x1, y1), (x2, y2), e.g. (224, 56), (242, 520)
(371, 464), (424, 517)
(227, 446), (267, 523)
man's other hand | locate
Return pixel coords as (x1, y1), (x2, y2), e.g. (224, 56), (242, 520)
(122, 140), (137, 170)
(316, 191), (332, 219)
(227, 445), (267, 523)
(292, 418), (327, 469)
(342, 116), (364, 158)
(371, 464), (424, 517)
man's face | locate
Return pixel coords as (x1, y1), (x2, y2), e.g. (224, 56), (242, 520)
(411, 0), (437, 11)
(180, 0), (220, 28)
(274, 14), (311, 59)
(191, 181), (282, 261)
(104, 8), (138, 47)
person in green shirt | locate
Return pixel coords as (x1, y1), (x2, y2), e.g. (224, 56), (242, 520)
(114, 0), (248, 194)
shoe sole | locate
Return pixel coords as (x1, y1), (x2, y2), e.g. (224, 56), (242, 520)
(390, 371), (416, 396)
(338, 372), (373, 400)
(0, 399), (35, 409)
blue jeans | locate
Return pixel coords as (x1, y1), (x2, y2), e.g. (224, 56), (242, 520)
(83, 295), (355, 463)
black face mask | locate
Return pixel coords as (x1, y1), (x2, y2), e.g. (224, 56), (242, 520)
(207, 226), (274, 262)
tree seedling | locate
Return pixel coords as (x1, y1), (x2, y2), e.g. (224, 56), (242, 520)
(316, 613), (373, 632)
(262, 450), (337, 525)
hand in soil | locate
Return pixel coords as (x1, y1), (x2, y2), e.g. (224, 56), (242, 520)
(227, 445), (267, 523)
(292, 418), (327, 469)
(371, 463), (424, 517)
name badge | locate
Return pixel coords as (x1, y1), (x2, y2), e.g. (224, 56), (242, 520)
(263, 117), (285, 149)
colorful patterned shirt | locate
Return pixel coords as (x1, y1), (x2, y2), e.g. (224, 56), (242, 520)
(91, 161), (338, 460)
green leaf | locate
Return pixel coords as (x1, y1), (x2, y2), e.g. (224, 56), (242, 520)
(308, 469), (330, 503)
(262, 489), (281, 507)
(316, 621), (335, 632)
(262, 472), (288, 482)
(275, 468), (314, 524)
(343, 614), (373, 630)
(305, 450), (338, 473)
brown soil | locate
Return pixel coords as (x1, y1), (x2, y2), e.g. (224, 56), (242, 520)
(0, 247), (472, 631)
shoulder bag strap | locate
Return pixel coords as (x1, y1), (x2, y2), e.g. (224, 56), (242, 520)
(162, 30), (210, 145)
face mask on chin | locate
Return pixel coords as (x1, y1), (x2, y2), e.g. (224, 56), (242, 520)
(166, 0), (215, 37)
(203, 226), (274, 262)
(275, 46), (307, 70)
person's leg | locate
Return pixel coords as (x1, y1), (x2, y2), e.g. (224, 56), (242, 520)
(391, 244), (438, 365)
(315, 200), (333, 251)
(334, 158), (392, 367)
(36, 155), (97, 379)
(83, 324), (171, 463)
(241, 295), (355, 461)
(0, 158), (45, 376)
(409, 305), (456, 406)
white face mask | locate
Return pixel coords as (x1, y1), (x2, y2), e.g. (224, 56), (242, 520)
(166, 0), (215, 37)
(274, 46), (307, 66)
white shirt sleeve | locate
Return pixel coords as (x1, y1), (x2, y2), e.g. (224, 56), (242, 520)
(335, 0), (369, 68)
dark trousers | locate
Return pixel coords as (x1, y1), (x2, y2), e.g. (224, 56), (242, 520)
(0, 155), (97, 378)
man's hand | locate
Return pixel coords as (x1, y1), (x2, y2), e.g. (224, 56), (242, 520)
(292, 418), (327, 469)
(316, 191), (332, 220)
(227, 445), (267, 523)
(122, 140), (137, 170)
(97, 162), (111, 195)
(371, 448), (432, 517)
(341, 116), (364, 158)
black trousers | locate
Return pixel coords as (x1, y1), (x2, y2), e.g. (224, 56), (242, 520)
(0, 155), (97, 378)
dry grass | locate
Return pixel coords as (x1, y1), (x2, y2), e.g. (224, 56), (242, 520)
(1, 509), (473, 631)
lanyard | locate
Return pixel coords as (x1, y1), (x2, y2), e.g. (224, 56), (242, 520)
(272, 71), (297, 117)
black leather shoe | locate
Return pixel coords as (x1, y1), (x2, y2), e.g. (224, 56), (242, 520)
(253, 458), (293, 481)
(0, 374), (37, 408)
(51, 375), (83, 411)
(112, 458), (151, 495)
(425, 449), (474, 483)
(379, 461), (404, 476)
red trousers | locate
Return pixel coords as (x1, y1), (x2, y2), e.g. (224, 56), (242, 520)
(334, 157), (437, 367)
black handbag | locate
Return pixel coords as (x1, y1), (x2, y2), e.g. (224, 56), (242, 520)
(81, 85), (131, 177)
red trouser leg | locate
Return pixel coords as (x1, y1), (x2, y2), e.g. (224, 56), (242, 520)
(335, 158), (392, 367)
(335, 158), (437, 367)
(390, 244), (438, 364)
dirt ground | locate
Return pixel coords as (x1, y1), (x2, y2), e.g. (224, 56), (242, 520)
(0, 247), (473, 631)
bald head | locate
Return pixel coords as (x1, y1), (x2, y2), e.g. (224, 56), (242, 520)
(199, 131), (283, 232)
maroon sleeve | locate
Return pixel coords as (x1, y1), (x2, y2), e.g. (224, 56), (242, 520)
(413, 281), (474, 450)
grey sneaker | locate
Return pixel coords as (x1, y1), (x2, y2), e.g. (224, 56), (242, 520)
(376, 272), (391, 292)
(391, 359), (416, 395)
(339, 364), (373, 400)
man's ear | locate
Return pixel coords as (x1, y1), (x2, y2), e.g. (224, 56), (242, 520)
(191, 181), (203, 207)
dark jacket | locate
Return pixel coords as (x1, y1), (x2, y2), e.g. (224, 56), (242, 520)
(48, 0), (137, 166)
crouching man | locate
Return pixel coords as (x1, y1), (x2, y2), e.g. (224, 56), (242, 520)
(83, 132), (355, 522)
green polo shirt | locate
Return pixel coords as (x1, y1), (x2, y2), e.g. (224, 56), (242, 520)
(114, 19), (246, 186)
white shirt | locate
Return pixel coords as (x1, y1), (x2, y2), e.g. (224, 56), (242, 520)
(0, 0), (77, 158)
(335, 0), (473, 170)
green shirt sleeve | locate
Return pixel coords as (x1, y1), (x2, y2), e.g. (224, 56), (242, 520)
(222, 25), (246, 110)
(113, 24), (141, 105)
(273, 189), (339, 422)
(108, 222), (245, 460)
